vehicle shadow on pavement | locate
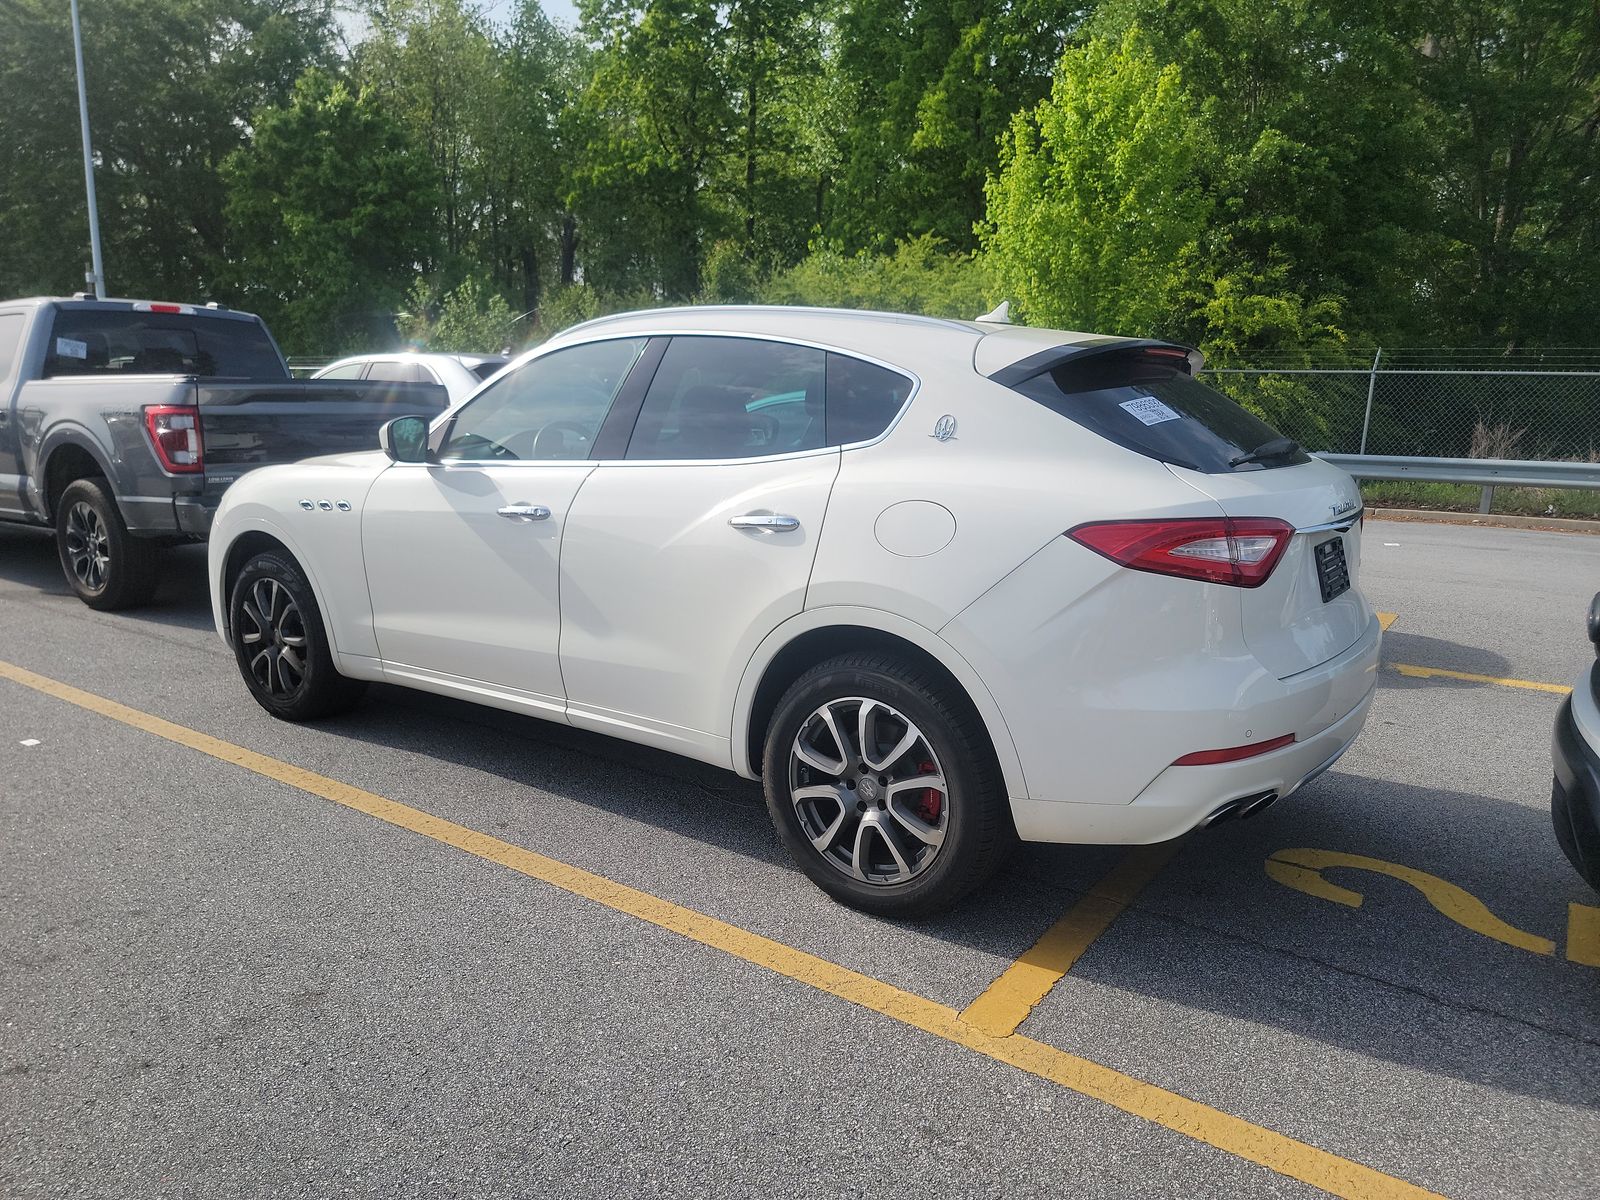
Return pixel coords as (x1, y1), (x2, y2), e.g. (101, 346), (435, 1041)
(1377, 630), (1515, 685)
(327, 680), (1130, 960)
(0, 524), (214, 633)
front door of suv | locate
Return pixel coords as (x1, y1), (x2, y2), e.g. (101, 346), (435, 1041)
(557, 335), (840, 762)
(362, 336), (649, 713)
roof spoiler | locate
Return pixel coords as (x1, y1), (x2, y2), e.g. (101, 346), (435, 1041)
(986, 338), (1205, 387)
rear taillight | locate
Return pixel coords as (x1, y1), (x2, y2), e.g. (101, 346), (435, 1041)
(143, 404), (204, 473)
(1066, 517), (1294, 588)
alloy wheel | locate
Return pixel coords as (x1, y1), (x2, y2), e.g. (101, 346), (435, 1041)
(788, 697), (949, 885)
(64, 501), (110, 591)
(239, 577), (308, 698)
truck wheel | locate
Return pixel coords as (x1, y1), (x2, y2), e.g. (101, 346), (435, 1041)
(228, 552), (366, 721)
(761, 652), (1014, 917)
(55, 478), (161, 610)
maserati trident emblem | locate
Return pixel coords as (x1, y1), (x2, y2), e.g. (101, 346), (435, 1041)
(931, 415), (958, 442)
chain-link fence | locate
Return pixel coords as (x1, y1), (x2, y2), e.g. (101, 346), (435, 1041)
(1203, 352), (1600, 461)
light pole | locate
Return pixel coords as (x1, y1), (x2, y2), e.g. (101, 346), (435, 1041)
(69, 0), (106, 299)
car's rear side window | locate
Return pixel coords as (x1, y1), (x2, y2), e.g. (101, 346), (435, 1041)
(43, 309), (285, 379)
(1007, 348), (1308, 473)
(826, 353), (911, 445)
(318, 362), (366, 380)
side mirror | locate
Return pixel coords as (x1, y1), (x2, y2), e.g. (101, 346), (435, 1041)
(379, 415), (430, 464)
(1588, 592), (1600, 656)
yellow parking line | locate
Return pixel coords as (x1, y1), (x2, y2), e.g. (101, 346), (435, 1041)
(1377, 612), (1399, 631)
(1388, 662), (1572, 695)
(1569, 904), (1600, 968)
(959, 841), (1183, 1037)
(0, 657), (1443, 1200)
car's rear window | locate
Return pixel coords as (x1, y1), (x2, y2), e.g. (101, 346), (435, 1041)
(1008, 348), (1309, 473)
(43, 309), (286, 379)
(469, 359), (507, 381)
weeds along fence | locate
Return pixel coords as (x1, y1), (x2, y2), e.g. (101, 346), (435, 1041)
(1202, 350), (1600, 462)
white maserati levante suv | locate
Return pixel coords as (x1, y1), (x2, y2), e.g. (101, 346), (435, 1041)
(208, 306), (1381, 914)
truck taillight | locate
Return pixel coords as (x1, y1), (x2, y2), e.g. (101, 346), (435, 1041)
(144, 404), (204, 473)
(1066, 517), (1294, 588)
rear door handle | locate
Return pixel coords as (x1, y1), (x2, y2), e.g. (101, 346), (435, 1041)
(729, 513), (800, 533)
(497, 503), (551, 522)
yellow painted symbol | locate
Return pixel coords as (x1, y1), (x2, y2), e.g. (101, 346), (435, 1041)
(1266, 848), (1557, 957)
(1376, 611), (1398, 631)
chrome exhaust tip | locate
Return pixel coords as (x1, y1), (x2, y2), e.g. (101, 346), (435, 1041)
(1237, 791), (1280, 819)
(1202, 799), (1244, 827)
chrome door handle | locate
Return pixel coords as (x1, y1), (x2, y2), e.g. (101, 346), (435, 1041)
(729, 513), (800, 533)
(497, 503), (551, 522)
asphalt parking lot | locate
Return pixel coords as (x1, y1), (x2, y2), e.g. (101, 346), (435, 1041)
(2, 517), (1598, 1199)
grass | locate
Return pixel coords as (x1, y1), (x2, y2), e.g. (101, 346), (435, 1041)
(1359, 479), (1600, 520)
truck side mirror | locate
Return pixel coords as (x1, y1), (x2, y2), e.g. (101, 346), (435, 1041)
(379, 415), (430, 464)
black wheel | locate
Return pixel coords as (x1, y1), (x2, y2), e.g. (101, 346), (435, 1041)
(761, 652), (1013, 917)
(55, 477), (161, 610)
(228, 552), (366, 721)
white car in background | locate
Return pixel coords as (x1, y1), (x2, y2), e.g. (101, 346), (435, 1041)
(208, 306), (1381, 915)
(312, 352), (508, 404)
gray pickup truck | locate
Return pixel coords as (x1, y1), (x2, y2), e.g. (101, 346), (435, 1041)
(0, 296), (447, 609)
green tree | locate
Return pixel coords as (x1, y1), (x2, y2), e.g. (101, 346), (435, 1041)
(1087, 0), (1438, 351)
(398, 275), (519, 351)
(1412, 0), (1600, 348)
(831, 2), (1082, 251)
(221, 69), (440, 352)
(982, 29), (1214, 336)
(0, 0), (334, 299)
(573, 0), (734, 297)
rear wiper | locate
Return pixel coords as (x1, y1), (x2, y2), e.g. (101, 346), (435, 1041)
(1228, 436), (1301, 467)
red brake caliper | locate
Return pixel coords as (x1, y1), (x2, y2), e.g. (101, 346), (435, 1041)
(914, 759), (942, 823)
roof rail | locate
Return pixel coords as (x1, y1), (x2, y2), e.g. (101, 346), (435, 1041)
(559, 303), (984, 339)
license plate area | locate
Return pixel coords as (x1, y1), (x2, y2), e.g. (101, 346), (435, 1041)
(1314, 536), (1351, 603)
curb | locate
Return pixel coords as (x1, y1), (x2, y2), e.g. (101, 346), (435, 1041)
(1368, 507), (1600, 535)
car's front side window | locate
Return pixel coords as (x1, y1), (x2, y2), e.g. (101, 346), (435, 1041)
(626, 337), (826, 461)
(440, 338), (647, 462)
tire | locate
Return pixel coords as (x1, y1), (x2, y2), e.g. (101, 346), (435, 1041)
(55, 477), (161, 610)
(228, 552), (366, 721)
(761, 652), (1013, 917)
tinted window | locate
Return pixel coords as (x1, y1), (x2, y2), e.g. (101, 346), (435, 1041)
(1009, 348), (1309, 473)
(440, 337), (646, 461)
(826, 353), (911, 444)
(0, 313), (24, 379)
(627, 337), (825, 461)
(43, 309), (285, 379)
(318, 362), (366, 380)
(365, 360), (426, 384)
(468, 359), (508, 381)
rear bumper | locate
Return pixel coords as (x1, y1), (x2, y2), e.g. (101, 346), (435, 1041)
(173, 495), (217, 536)
(1008, 614), (1381, 845)
(1553, 668), (1600, 890)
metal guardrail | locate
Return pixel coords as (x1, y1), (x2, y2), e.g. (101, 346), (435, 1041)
(1316, 453), (1600, 514)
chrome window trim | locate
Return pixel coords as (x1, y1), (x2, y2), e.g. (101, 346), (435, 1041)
(433, 329), (922, 467)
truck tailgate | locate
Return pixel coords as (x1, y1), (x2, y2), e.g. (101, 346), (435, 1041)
(197, 379), (448, 485)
